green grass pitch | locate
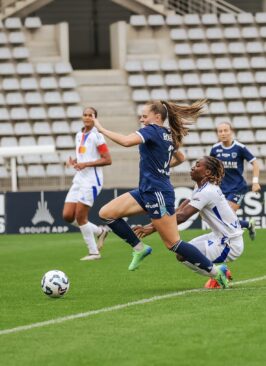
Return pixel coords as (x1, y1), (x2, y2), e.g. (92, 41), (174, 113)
(1, 229), (266, 366)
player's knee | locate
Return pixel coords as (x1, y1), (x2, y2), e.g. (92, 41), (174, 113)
(62, 211), (73, 223)
(99, 205), (109, 220)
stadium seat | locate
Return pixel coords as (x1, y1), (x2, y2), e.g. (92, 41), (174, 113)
(183, 14), (201, 26)
(196, 117), (214, 130)
(16, 63), (34, 75)
(170, 28), (187, 41)
(66, 106), (83, 119)
(0, 47), (12, 60)
(169, 88), (187, 100)
(237, 130), (255, 143)
(164, 73), (182, 86)
(206, 87), (223, 100)
(62, 91), (80, 104)
(237, 13), (254, 24)
(129, 15), (147, 27)
(33, 122), (51, 135)
(6, 92), (24, 105)
(201, 13), (218, 25)
(246, 101), (264, 113)
(0, 63), (15, 75)
(132, 89), (150, 102)
(17, 165), (27, 178)
(259, 86), (266, 98)
(223, 87), (241, 99)
(28, 165), (46, 177)
(201, 73), (219, 85)
(54, 62), (72, 74)
(59, 76), (76, 89)
(8, 31), (25, 44)
(183, 132), (201, 145)
(228, 101), (246, 114)
(209, 102), (227, 114)
(192, 42), (210, 55)
(10, 107), (28, 120)
(210, 42), (228, 54)
(232, 57), (250, 70)
(223, 27), (241, 39)
(29, 107), (47, 120)
(2, 78), (20, 91)
(165, 14), (183, 26)
(19, 136), (36, 146)
(12, 47), (29, 60)
(259, 26), (266, 38)
(4, 17), (22, 29)
(187, 88), (205, 100)
(52, 121), (70, 134)
(147, 15), (165, 27)
(250, 116), (266, 128)
(44, 92), (62, 105)
(214, 58), (232, 70)
(219, 72), (237, 85)
(237, 71), (255, 84)
(255, 12), (266, 24)
(56, 135), (74, 148)
(241, 86), (259, 99)
(196, 58), (214, 70)
(160, 59), (178, 71)
(250, 56), (266, 69)
(38, 136), (54, 145)
(25, 92), (43, 105)
(228, 42), (246, 54)
(183, 73), (200, 85)
(242, 26), (259, 38)
(220, 13), (236, 25)
(232, 116), (250, 129)
(0, 122), (13, 135)
(40, 77), (58, 90)
(200, 131), (217, 144)
(150, 89), (168, 100)
(125, 60), (142, 72)
(42, 153), (60, 164)
(23, 154), (42, 164)
(255, 130), (266, 142)
(36, 62), (54, 74)
(0, 108), (10, 120)
(48, 106), (66, 119)
(174, 43), (192, 55)
(0, 32), (8, 44)
(255, 71), (266, 83)
(178, 59), (196, 71)
(188, 28), (205, 40)
(245, 42), (264, 54)
(14, 122), (32, 135)
(20, 77), (38, 90)
(146, 74), (164, 86)
(70, 120), (82, 133)
(205, 27), (223, 40)
(1, 136), (18, 146)
(0, 94), (6, 106)
(259, 145), (266, 157)
(46, 164), (64, 176)
(24, 17), (42, 29)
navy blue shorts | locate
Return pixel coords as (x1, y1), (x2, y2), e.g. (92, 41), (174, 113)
(130, 189), (175, 219)
(225, 192), (245, 206)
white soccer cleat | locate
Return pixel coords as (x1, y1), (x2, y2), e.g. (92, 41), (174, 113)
(80, 254), (101, 261)
(97, 226), (109, 251)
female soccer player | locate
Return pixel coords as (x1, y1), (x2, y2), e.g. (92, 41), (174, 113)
(93, 100), (229, 288)
(134, 156), (244, 288)
(63, 107), (112, 260)
(210, 122), (261, 240)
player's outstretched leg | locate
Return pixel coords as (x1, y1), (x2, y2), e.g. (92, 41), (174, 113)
(128, 244), (152, 271)
(248, 218), (256, 241)
(97, 225), (109, 251)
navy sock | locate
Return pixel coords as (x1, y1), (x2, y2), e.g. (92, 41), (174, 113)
(170, 240), (213, 273)
(104, 218), (140, 247)
(240, 220), (249, 229)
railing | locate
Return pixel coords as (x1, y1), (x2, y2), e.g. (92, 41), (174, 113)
(155, 0), (243, 14)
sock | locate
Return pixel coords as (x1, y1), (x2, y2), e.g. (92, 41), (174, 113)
(105, 218), (140, 248)
(182, 261), (212, 277)
(240, 220), (249, 229)
(72, 220), (102, 236)
(79, 222), (99, 255)
(170, 240), (214, 273)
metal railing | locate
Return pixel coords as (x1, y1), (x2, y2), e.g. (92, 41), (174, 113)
(154, 0), (243, 14)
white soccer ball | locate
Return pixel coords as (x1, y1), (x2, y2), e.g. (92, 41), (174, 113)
(41, 270), (70, 298)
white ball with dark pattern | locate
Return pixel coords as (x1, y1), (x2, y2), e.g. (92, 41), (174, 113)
(41, 270), (70, 298)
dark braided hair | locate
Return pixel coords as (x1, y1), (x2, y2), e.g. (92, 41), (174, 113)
(203, 156), (225, 185)
(146, 99), (207, 148)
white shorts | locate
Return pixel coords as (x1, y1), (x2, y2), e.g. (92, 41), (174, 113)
(189, 232), (244, 263)
(65, 183), (102, 207)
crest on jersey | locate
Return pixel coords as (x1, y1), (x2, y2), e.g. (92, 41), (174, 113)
(232, 152), (237, 158)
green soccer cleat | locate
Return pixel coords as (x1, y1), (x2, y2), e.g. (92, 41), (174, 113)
(128, 244), (152, 271)
(214, 264), (229, 289)
(248, 218), (256, 241)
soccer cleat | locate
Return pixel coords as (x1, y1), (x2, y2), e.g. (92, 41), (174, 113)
(214, 264), (229, 289)
(80, 254), (101, 261)
(248, 218), (256, 241)
(128, 244), (152, 271)
(97, 226), (109, 251)
(204, 268), (232, 288)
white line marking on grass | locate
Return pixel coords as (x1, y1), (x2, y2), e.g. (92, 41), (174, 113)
(1, 275), (266, 336)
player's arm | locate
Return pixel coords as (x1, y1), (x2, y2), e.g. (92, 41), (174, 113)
(74, 144), (112, 170)
(170, 150), (186, 167)
(93, 118), (142, 147)
(250, 159), (261, 193)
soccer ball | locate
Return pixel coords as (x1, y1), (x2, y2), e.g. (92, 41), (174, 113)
(41, 270), (70, 298)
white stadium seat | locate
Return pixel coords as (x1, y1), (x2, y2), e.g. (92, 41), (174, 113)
(48, 106), (66, 119)
(29, 107), (47, 120)
(205, 28), (223, 40)
(44, 92), (62, 105)
(62, 91), (80, 104)
(52, 121), (70, 134)
(132, 89), (150, 102)
(237, 13), (254, 24)
(12, 47), (29, 60)
(40, 77), (58, 90)
(24, 17), (42, 29)
(56, 135), (74, 148)
(223, 27), (241, 39)
(14, 122), (32, 136)
(0, 108), (10, 120)
(16, 63), (34, 75)
(28, 165), (46, 177)
(46, 164), (64, 176)
(2, 78), (20, 91)
(11, 107), (29, 121)
(4, 17), (22, 29)
(66, 106), (83, 119)
(241, 86), (259, 99)
(165, 73), (182, 86)
(20, 77), (38, 90)
(150, 89), (168, 100)
(142, 59), (160, 72)
(160, 59), (178, 71)
(228, 101), (246, 114)
(187, 88), (205, 100)
(36, 63), (54, 74)
(237, 71), (255, 84)
(182, 73), (200, 86)
(25, 92), (42, 105)
(246, 42), (264, 54)
(8, 32), (25, 44)
(19, 136), (36, 146)
(0, 123), (13, 135)
(250, 116), (266, 128)
(232, 116), (250, 129)
(237, 130), (255, 143)
(174, 43), (192, 55)
(241, 27), (259, 38)
(196, 58), (214, 70)
(6, 92), (24, 105)
(54, 62), (72, 74)
(147, 15), (165, 26)
(183, 14), (201, 26)
(146, 74), (164, 86)
(246, 101), (264, 114)
(255, 13), (266, 24)
(206, 87), (223, 100)
(170, 28), (187, 41)
(33, 122), (51, 135)
(223, 87), (241, 99)
(219, 72), (237, 85)
(220, 13), (236, 25)
(232, 57), (250, 70)
(201, 73), (219, 85)
(201, 13), (218, 25)
(129, 15), (147, 27)
(169, 88), (187, 100)
(0, 63), (15, 75)
(228, 42), (246, 54)
(166, 14), (183, 26)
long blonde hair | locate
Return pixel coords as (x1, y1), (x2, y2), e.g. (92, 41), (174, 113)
(146, 99), (207, 148)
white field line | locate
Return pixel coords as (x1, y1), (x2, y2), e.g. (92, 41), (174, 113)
(1, 275), (266, 336)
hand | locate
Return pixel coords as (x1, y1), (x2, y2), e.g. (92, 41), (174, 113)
(252, 183), (261, 193)
(66, 156), (75, 167)
(133, 225), (155, 238)
(73, 162), (87, 171)
(93, 118), (104, 133)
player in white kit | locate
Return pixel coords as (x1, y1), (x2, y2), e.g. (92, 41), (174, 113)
(63, 107), (112, 260)
(134, 156), (244, 288)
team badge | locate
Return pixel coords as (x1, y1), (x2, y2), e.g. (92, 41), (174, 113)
(232, 152), (237, 158)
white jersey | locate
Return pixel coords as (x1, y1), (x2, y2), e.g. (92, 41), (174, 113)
(73, 128), (106, 187)
(189, 182), (243, 240)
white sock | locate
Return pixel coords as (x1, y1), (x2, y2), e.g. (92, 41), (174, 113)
(79, 222), (99, 255)
(86, 222), (102, 236)
(134, 242), (144, 252)
(182, 261), (211, 277)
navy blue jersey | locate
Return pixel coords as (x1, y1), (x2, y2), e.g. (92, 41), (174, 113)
(210, 140), (255, 195)
(136, 124), (175, 192)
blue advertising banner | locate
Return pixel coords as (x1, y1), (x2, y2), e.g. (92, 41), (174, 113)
(1, 186), (266, 234)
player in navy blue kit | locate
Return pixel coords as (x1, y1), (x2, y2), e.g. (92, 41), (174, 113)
(93, 100), (229, 288)
(210, 122), (261, 240)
